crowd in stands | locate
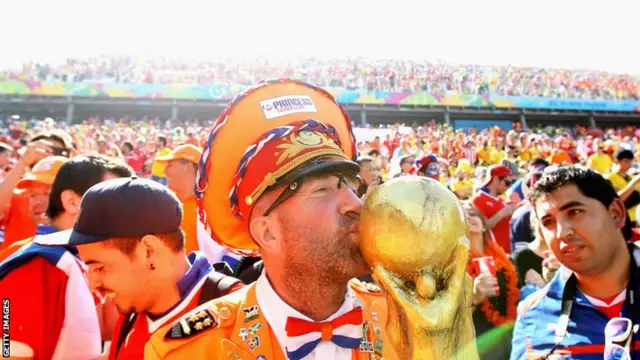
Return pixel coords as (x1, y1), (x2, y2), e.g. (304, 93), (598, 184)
(2, 115), (640, 187)
(2, 54), (639, 100)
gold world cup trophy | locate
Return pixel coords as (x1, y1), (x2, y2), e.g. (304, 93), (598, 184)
(359, 176), (479, 360)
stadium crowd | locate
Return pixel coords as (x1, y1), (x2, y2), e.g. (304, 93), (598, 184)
(1, 108), (640, 359)
(2, 54), (639, 99)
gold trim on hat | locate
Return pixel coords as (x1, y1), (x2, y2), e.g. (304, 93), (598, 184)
(275, 131), (341, 166)
(245, 148), (348, 206)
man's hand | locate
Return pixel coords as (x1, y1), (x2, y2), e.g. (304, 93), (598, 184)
(542, 255), (561, 282)
(472, 273), (498, 305)
(19, 141), (52, 167)
(502, 202), (520, 217)
(524, 269), (546, 288)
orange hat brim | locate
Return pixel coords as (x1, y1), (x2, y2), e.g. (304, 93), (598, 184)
(16, 173), (56, 189)
(155, 153), (200, 164)
(197, 80), (356, 256)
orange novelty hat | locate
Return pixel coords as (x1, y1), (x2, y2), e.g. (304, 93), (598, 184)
(16, 156), (68, 190)
(195, 79), (357, 256)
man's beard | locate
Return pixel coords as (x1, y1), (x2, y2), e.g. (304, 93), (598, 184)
(281, 216), (365, 284)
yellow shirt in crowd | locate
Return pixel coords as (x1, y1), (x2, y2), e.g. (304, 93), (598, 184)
(605, 172), (639, 222)
(477, 147), (491, 164)
(518, 147), (531, 162)
(587, 153), (613, 174)
(151, 147), (171, 177)
(451, 178), (474, 199)
(489, 149), (506, 164)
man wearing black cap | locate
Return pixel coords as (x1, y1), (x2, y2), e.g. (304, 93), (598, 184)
(0, 155), (134, 360)
(63, 177), (242, 360)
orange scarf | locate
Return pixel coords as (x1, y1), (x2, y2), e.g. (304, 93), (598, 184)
(468, 239), (520, 326)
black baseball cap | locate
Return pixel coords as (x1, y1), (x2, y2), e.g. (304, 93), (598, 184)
(64, 177), (183, 245)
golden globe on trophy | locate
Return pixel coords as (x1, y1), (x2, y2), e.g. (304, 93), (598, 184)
(359, 176), (479, 360)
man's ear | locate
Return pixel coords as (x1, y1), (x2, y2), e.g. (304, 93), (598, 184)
(60, 190), (82, 217)
(609, 198), (627, 229)
(249, 215), (280, 253)
(139, 234), (161, 265)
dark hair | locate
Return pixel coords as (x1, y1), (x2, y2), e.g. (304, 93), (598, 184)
(103, 230), (185, 255)
(531, 158), (549, 168)
(157, 136), (167, 147)
(357, 156), (373, 166)
(122, 141), (134, 152)
(530, 166), (618, 209)
(615, 149), (634, 161)
(367, 149), (381, 157)
(522, 171), (544, 198)
(46, 155), (135, 219)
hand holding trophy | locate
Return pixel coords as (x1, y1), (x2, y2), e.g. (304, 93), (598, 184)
(359, 176), (479, 360)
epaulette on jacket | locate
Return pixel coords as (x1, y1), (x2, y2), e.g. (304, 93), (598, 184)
(165, 306), (219, 340)
(164, 285), (249, 340)
(164, 301), (239, 340)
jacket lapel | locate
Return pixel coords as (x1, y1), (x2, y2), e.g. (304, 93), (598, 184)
(227, 284), (286, 360)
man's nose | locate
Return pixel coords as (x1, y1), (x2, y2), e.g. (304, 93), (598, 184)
(556, 217), (575, 241)
(338, 185), (362, 217)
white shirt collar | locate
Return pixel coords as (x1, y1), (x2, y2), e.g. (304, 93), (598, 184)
(583, 289), (626, 307)
(255, 271), (361, 358)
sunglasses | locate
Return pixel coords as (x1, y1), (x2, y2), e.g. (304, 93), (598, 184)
(604, 344), (631, 360)
(263, 174), (366, 216)
(499, 177), (513, 187)
(604, 317), (638, 359)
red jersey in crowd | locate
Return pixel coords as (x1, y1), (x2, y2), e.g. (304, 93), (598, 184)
(0, 191), (37, 249)
(124, 153), (145, 174)
(472, 189), (512, 253)
(0, 231), (102, 360)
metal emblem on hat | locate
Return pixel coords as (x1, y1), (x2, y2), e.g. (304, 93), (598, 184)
(296, 130), (322, 146)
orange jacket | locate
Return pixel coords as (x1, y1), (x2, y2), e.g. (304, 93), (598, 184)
(145, 279), (399, 360)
